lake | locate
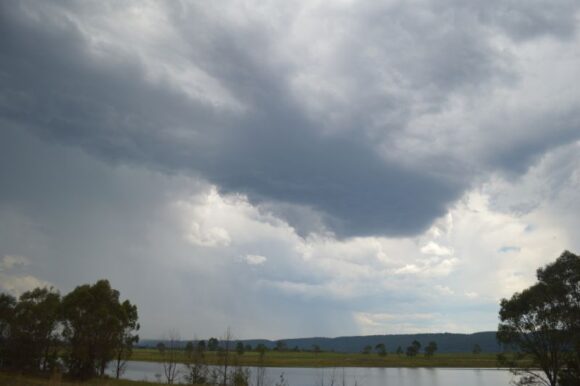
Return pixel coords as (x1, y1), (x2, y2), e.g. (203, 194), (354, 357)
(112, 361), (517, 386)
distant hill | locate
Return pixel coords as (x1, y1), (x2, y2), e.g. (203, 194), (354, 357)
(140, 331), (501, 353)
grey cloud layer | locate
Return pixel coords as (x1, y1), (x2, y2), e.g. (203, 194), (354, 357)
(1, 1), (579, 237)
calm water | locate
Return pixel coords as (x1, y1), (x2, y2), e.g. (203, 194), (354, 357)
(111, 360), (516, 386)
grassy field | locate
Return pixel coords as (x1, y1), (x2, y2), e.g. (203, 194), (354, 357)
(131, 349), (514, 368)
(0, 372), (158, 386)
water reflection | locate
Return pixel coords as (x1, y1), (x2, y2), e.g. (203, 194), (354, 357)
(110, 361), (516, 386)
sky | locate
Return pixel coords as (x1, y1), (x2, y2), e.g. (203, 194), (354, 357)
(1, 0), (579, 340)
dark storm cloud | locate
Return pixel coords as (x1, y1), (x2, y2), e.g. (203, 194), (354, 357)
(1, 1), (579, 237)
(473, 0), (580, 41)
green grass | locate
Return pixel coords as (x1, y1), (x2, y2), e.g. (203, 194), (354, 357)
(131, 349), (517, 368)
(0, 372), (159, 386)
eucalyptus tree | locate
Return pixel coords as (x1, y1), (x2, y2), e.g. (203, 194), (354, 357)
(498, 251), (580, 386)
(0, 293), (16, 369)
(4, 288), (60, 372)
(61, 280), (139, 380)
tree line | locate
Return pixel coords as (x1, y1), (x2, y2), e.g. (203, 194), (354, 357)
(156, 328), (266, 386)
(361, 340), (439, 357)
(0, 279), (139, 380)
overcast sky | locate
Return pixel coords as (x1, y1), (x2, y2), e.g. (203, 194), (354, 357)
(1, 1), (579, 340)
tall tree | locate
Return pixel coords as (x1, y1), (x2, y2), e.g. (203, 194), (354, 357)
(9, 288), (60, 372)
(113, 300), (139, 379)
(61, 280), (138, 380)
(497, 251), (580, 386)
(0, 293), (16, 369)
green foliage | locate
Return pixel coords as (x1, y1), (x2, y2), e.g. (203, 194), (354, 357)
(395, 346), (403, 356)
(472, 343), (482, 355)
(208, 337), (219, 351)
(185, 341), (194, 358)
(424, 341), (438, 358)
(236, 341), (245, 355)
(131, 347), (507, 368)
(184, 347), (208, 385)
(231, 367), (250, 386)
(374, 343), (387, 356)
(275, 340), (288, 351)
(0, 293), (16, 368)
(497, 250), (580, 386)
(361, 345), (372, 354)
(0, 279), (138, 381)
(60, 280), (139, 380)
(1, 288), (60, 372)
(406, 340), (421, 357)
(253, 343), (268, 363)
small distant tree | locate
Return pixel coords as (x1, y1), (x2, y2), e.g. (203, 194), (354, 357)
(375, 343), (387, 356)
(185, 341), (195, 358)
(395, 346), (403, 356)
(406, 340), (421, 357)
(362, 345), (372, 354)
(255, 343), (267, 360)
(197, 340), (207, 353)
(236, 341), (245, 355)
(275, 340), (288, 351)
(312, 344), (321, 354)
(244, 344), (252, 352)
(472, 343), (482, 355)
(208, 337), (219, 351)
(424, 341), (438, 358)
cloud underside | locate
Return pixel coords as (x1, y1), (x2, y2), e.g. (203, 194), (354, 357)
(1, 125), (578, 338)
(1, 1), (580, 338)
(2, 1), (580, 237)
